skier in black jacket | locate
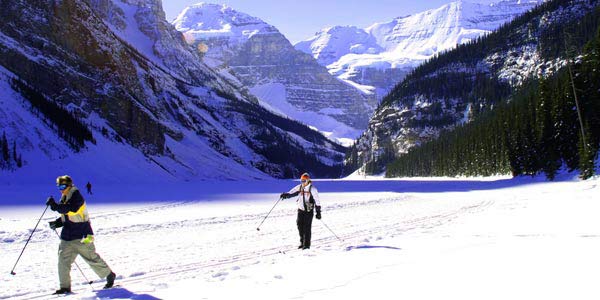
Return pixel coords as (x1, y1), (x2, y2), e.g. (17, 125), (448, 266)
(280, 173), (322, 249)
(46, 175), (115, 294)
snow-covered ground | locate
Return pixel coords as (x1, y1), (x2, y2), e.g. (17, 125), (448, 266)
(1, 175), (599, 299)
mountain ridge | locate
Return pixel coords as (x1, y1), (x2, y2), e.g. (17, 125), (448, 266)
(295, 0), (542, 98)
(173, 3), (378, 144)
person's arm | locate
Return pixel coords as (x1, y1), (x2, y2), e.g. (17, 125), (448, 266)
(54, 190), (84, 214)
(312, 186), (322, 219)
(49, 217), (63, 229)
(281, 184), (301, 199)
(311, 186), (321, 206)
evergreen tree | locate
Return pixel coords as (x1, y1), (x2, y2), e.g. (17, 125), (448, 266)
(12, 140), (17, 163)
(578, 122), (596, 179)
(537, 79), (561, 180)
(553, 76), (579, 171)
(522, 93), (539, 175)
(578, 26), (600, 177)
(1, 132), (9, 163)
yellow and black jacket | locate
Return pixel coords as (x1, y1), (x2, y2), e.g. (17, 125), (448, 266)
(53, 186), (93, 241)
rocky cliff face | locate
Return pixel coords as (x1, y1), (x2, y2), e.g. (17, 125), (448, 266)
(0, 0), (345, 181)
(1, 0), (167, 154)
(173, 3), (377, 143)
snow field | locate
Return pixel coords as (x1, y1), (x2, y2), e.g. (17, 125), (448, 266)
(0, 177), (599, 299)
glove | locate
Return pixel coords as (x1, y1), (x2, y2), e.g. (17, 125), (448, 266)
(315, 206), (322, 220)
(49, 218), (63, 230)
(46, 196), (58, 211)
(81, 235), (94, 245)
(280, 193), (289, 199)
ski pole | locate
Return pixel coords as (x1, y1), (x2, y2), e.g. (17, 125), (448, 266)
(51, 229), (94, 287)
(10, 204), (50, 275)
(319, 219), (344, 243)
(256, 197), (283, 231)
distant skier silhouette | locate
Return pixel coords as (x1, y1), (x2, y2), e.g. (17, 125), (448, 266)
(86, 181), (92, 195)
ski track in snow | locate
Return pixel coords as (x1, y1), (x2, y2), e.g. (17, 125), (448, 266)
(1, 177), (599, 299)
(2, 189), (487, 299)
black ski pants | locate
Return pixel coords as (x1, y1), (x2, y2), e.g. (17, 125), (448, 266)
(296, 209), (314, 248)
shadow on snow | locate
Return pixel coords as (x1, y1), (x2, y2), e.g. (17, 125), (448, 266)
(0, 172), (578, 206)
(95, 287), (161, 300)
(345, 245), (402, 251)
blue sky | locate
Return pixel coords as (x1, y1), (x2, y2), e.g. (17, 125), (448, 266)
(162, 0), (469, 43)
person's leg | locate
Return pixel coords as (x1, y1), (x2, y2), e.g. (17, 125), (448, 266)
(304, 212), (314, 248)
(58, 240), (79, 289)
(76, 242), (112, 279)
(296, 210), (305, 247)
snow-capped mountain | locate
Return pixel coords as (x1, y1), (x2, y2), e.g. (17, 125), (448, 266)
(173, 3), (378, 144)
(294, 26), (383, 67)
(296, 0), (541, 99)
(0, 0), (345, 182)
(345, 0), (599, 175)
(173, 3), (278, 48)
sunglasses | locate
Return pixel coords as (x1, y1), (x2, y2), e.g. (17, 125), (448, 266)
(301, 179), (308, 183)
(57, 184), (68, 191)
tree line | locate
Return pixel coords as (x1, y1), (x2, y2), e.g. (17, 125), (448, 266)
(0, 131), (23, 170)
(10, 79), (95, 151)
(347, 0), (600, 179)
(387, 25), (600, 180)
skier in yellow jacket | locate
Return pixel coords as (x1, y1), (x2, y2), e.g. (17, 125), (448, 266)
(46, 175), (115, 294)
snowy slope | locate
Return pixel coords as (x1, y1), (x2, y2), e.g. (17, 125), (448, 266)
(0, 67), (275, 184)
(0, 176), (598, 299)
(296, 0), (541, 99)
